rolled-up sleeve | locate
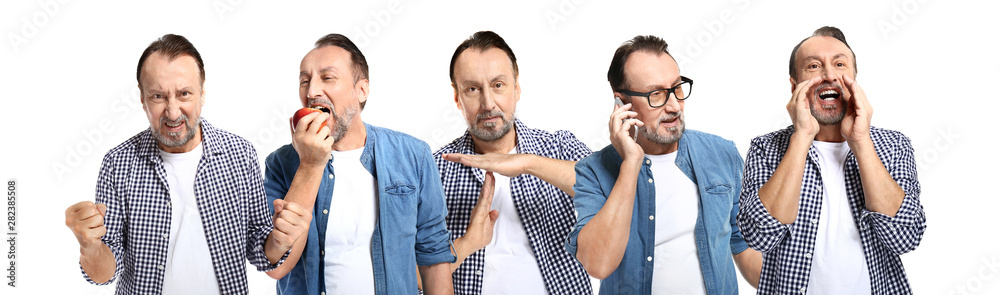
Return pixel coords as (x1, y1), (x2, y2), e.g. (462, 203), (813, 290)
(728, 148), (749, 255)
(738, 138), (792, 253)
(414, 144), (457, 266)
(82, 154), (124, 285)
(859, 133), (926, 255)
(245, 145), (286, 271)
(566, 158), (607, 256)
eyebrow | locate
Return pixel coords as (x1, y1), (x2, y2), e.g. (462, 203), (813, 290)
(300, 67), (339, 77)
(804, 53), (849, 62)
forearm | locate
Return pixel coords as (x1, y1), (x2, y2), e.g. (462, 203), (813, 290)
(419, 262), (454, 295)
(758, 135), (811, 224)
(576, 161), (639, 278)
(448, 236), (474, 273)
(80, 243), (115, 284)
(524, 155), (578, 196)
(732, 248), (762, 288)
(851, 139), (904, 217)
(282, 164), (325, 211)
(266, 234), (305, 279)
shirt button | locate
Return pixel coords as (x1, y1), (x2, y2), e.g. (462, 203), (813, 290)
(322, 292), (326, 295)
(475, 270), (482, 275)
(321, 250), (325, 256)
(158, 264), (164, 270)
(328, 174), (333, 179)
(811, 218), (818, 224)
(645, 159), (650, 165)
(323, 209), (329, 214)
(647, 178), (653, 183)
(649, 215), (655, 221)
(800, 287), (806, 293)
(805, 252), (812, 258)
(646, 256), (652, 262)
(162, 234), (168, 239)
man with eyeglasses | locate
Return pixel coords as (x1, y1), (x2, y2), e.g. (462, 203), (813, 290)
(737, 26), (926, 294)
(567, 35), (762, 294)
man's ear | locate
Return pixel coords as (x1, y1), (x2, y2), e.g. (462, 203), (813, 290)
(453, 83), (461, 109)
(789, 77), (796, 93)
(200, 84), (207, 106)
(356, 79), (370, 108)
(514, 80), (521, 103)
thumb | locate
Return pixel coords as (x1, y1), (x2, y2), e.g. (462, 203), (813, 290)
(273, 199), (286, 215)
(489, 210), (499, 223)
(96, 203), (107, 218)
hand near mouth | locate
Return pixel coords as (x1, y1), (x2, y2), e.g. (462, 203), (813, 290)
(289, 111), (334, 169)
(788, 76), (821, 140)
(840, 74), (873, 145)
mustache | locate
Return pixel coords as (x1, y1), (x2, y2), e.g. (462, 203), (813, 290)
(657, 111), (682, 123)
(814, 82), (843, 93)
(475, 110), (505, 122)
(160, 113), (189, 125)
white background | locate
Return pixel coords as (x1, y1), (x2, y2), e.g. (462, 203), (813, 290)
(1, 0), (997, 294)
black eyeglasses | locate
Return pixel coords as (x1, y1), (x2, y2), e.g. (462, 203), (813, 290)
(616, 76), (694, 108)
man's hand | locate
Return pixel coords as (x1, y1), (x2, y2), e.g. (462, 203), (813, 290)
(458, 172), (499, 254)
(609, 101), (644, 165)
(443, 153), (531, 178)
(269, 199), (312, 253)
(788, 76), (821, 140)
(65, 201), (107, 254)
(840, 74), (873, 145)
(289, 111), (333, 169)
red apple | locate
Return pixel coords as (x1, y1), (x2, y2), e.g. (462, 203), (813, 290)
(292, 107), (322, 131)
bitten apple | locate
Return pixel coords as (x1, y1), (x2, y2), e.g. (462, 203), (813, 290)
(292, 107), (329, 132)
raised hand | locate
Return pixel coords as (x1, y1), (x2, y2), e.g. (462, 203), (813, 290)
(788, 76), (821, 140)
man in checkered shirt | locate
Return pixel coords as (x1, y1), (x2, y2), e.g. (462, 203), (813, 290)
(738, 26), (927, 294)
(434, 31), (594, 294)
(64, 34), (311, 294)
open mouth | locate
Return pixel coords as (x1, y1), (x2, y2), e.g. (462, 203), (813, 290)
(816, 85), (842, 101)
(308, 103), (332, 114)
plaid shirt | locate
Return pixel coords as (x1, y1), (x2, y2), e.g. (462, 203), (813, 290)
(434, 119), (593, 294)
(738, 126), (926, 294)
(81, 119), (283, 295)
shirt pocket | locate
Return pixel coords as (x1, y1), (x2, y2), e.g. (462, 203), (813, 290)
(382, 180), (418, 237)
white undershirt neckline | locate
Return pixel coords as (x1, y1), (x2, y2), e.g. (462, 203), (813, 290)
(480, 147), (548, 294)
(158, 143), (222, 295)
(806, 140), (871, 294)
(323, 147), (378, 294)
(646, 152), (707, 295)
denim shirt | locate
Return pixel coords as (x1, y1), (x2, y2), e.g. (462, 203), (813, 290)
(264, 123), (456, 295)
(567, 129), (749, 295)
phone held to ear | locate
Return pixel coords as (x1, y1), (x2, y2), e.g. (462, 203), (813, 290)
(614, 97), (638, 142)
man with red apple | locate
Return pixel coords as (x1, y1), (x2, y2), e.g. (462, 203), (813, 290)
(64, 34), (310, 294)
(262, 33), (455, 295)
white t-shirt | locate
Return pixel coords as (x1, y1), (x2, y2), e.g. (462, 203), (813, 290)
(481, 148), (547, 294)
(647, 152), (707, 295)
(158, 143), (222, 295)
(807, 141), (871, 294)
(324, 147), (378, 294)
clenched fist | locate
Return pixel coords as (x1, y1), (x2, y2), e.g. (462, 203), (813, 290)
(65, 201), (108, 252)
(269, 199), (312, 252)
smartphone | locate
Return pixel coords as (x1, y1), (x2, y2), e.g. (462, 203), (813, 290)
(614, 97), (638, 142)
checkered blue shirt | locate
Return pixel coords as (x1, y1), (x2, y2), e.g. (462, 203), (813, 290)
(738, 126), (926, 294)
(434, 119), (593, 294)
(80, 119), (283, 295)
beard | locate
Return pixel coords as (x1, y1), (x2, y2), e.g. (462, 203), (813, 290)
(467, 110), (514, 142)
(152, 114), (200, 148)
(640, 111), (684, 145)
(330, 104), (359, 143)
(809, 82), (847, 125)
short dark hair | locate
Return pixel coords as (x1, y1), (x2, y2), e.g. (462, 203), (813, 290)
(314, 33), (369, 84)
(788, 26), (857, 80)
(137, 34), (205, 86)
(449, 31), (519, 88)
(608, 35), (671, 91)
